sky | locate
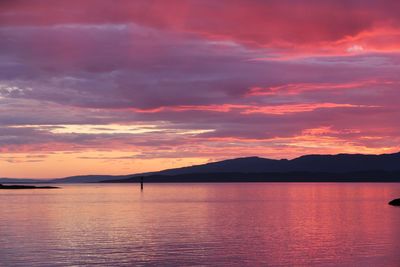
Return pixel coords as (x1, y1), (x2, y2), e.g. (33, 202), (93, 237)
(1, 0), (400, 178)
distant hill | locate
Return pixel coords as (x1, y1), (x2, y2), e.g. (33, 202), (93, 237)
(0, 178), (44, 184)
(102, 152), (400, 183)
(49, 174), (133, 183)
(129, 152), (400, 177)
(102, 171), (400, 183)
(2, 152), (400, 183)
(0, 175), (132, 184)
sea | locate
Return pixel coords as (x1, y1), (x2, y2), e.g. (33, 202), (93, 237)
(1, 183), (400, 266)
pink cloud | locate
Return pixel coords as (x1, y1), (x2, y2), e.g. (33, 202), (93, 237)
(2, 0), (400, 54)
(1, 1), (400, 177)
(132, 103), (374, 115)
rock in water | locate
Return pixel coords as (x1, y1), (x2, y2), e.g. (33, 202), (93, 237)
(389, 199), (400, 206)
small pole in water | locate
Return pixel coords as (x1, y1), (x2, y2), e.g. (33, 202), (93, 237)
(140, 176), (144, 191)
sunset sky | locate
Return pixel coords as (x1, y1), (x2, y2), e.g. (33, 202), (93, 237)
(1, 0), (400, 178)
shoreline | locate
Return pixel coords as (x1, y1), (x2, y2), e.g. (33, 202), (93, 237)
(0, 184), (60, 190)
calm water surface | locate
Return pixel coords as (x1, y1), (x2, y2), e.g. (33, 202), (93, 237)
(1, 183), (400, 266)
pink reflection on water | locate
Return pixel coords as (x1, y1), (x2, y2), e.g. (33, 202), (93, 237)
(1, 183), (400, 266)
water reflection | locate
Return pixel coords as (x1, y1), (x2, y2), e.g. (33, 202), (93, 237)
(1, 183), (400, 266)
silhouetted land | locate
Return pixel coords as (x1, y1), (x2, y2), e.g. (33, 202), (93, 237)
(389, 199), (400, 206)
(0, 184), (59, 189)
(101, 171), (400, 183)
(101, 152), (400, 183)
(2, 152), (400, 183)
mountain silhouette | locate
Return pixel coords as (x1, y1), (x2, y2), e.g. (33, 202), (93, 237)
(2, 152), (400, 183)
(102, 152), (400, 183)
(140, 152), (400, 175)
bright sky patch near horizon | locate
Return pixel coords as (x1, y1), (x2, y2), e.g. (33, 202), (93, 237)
(1, 0), (400, 178)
